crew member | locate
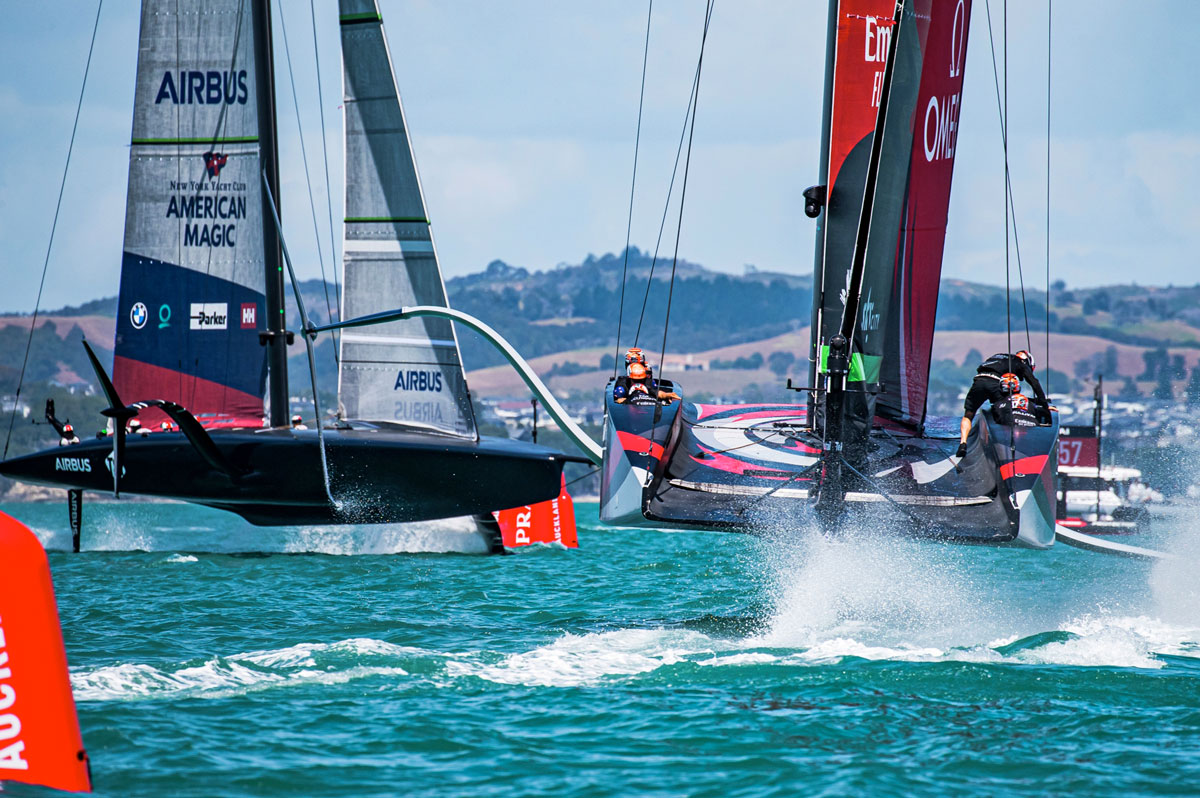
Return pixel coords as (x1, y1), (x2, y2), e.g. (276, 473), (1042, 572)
(993, 392), (1049, 428)
(58, 423), (79, 446)
(614, 361), (680, 406)
(291, 414), (308, 430)
(957, 350), (1049, 457)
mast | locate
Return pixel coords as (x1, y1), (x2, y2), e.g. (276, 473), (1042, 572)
(252, 0), (289, 427)
(815, 0), (905, 519)
(807, 0), (840, 416)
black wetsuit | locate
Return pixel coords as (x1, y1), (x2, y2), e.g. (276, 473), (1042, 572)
(613, 375), (659, 406)
(991, 395), (1050, 427)
(963, 353), (1047, 419)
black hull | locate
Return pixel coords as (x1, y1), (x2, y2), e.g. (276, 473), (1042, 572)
(0, 428), (569, 526)
(600, 393), (1058, 548)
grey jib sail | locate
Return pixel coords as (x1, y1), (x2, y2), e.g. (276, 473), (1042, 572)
(336, 0), (477, 437)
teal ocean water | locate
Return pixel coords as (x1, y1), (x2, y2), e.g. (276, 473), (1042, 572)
(4, 500), (1200, 797)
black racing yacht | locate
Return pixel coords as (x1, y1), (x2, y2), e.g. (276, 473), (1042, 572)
(1, 0), (578, 531)
(600, 0), (1060, 547)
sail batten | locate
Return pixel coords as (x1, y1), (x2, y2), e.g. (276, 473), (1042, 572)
(337, 0), (477, 438)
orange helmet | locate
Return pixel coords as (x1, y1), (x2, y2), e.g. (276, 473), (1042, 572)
(625, 347), (646, 365)
(1000, 373), (1020, 394)
(1015, 350), (1036, 372)
(1011, 393), (1029, 411)
(628, 362), (648, 380)
(160, 421), (171, 431)
(63, 424), (73, 434)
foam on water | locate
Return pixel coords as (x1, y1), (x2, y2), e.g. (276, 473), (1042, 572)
(71, 638), (417, 701)
(755, 526), (999, 650)
(444, 517), (1200, 685)
(448, 629), (726, 687)
(28, 502), (493, 554)
(448, 611), (1200, 688)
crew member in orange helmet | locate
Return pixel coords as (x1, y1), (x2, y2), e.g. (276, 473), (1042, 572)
(614, 360), (680, 405)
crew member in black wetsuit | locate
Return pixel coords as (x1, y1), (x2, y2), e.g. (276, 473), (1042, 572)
(992, 392), (1051, 428)
(957, 350), (1049, 457)
(613, 360), (680, 406)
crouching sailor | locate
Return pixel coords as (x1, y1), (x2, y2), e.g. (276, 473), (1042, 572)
(957, 350), (1051, 457)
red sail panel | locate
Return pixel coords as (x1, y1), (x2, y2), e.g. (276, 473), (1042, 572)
(0, 512), (91, 793)
(817, 0), (896, 353)
(826, 1), (896, 203)
(892, 0), (972, 424)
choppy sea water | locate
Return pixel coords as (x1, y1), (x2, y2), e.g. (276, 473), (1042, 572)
(4, 499), (1200, 797)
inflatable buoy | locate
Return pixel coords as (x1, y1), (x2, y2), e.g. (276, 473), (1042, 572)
(0, 512), (91, 793)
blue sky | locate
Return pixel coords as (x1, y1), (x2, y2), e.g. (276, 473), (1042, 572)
(1, 1), (1198, 314)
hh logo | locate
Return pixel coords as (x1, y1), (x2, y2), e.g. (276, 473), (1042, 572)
(203, 151), (228, 178)
(241, 303), (256, 329)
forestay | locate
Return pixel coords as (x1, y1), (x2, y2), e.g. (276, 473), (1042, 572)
(337, 0), (476, 437)
(113, 0), (269, 427)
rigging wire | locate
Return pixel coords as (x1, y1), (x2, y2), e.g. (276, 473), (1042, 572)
(1004, 0), (1010, 359)
(3, 0), (104, 460)
(278, 4), (338, 367)
(984, 0), (1032, 355)
(632, 40), (706, 348)
(657, 0), (715, 373)
(309, 0), (342, 355)
(612, 0), (654, 379)
(1046, 0), (1052, 392)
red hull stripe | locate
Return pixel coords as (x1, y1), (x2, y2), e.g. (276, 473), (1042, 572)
(1000, 455), (1049, 480)
(617, 431), (664, 461)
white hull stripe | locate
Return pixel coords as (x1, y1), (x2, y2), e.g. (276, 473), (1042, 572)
(669, 479), (991, 506)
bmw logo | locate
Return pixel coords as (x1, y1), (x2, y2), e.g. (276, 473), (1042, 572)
(131, 302), (148, 330)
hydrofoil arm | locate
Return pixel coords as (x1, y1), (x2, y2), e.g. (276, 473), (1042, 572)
(311, 307), (603, 465)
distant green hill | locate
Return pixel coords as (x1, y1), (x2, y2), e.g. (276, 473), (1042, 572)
(5, 249), (1200, 406)
(447, 248), (812, 371)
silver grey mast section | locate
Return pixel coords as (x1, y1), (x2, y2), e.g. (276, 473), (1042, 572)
(336, 0), (477, 438)
(312, 306), (604, 465)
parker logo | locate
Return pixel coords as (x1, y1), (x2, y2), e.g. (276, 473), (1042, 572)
(130, 302), (148, 330)
(240, 303), (256, 329)
(190, 302), (228, 330)
(203, 151), (228, 178)
(55, 457), (92, 473)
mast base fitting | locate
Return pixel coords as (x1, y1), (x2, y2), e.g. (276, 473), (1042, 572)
(258, 330), (296, 346)
(826, 334), (850, 375)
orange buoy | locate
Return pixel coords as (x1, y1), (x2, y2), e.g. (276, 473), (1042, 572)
(0, 512), (91, 793)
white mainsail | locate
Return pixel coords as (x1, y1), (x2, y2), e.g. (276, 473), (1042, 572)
(336, 0), (477, 438)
